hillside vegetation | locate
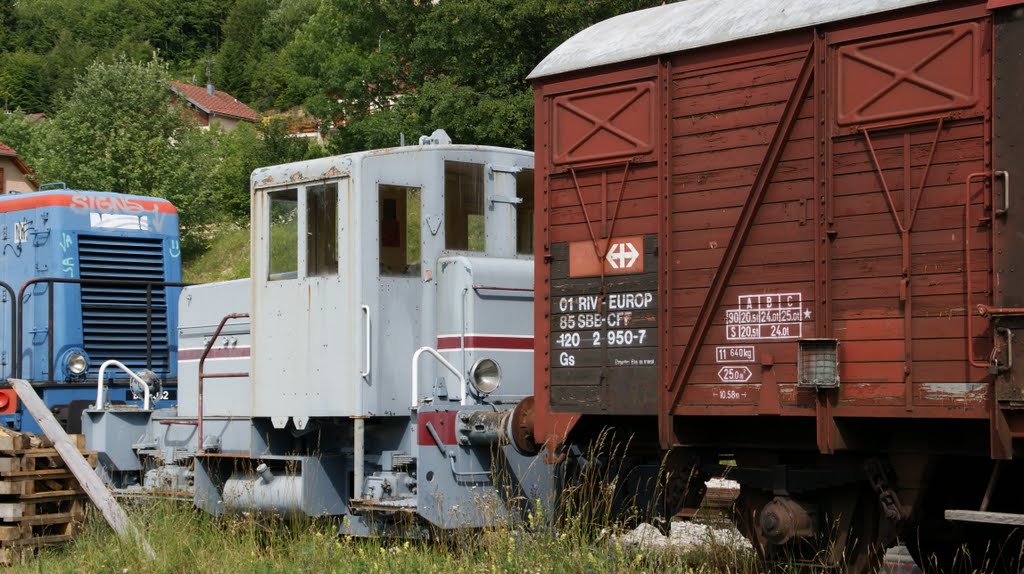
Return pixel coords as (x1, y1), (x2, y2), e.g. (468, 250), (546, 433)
(0, 0), (667, 264)
(183, 225), (250, 283)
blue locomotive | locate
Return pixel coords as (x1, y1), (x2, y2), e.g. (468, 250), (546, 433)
(0, 187), (182, 433)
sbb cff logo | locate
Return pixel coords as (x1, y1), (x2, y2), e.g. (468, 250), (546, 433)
(605, 241), (640, 269)
(568, 236), (645, 277)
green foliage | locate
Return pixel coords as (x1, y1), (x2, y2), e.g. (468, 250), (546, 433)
(277, 0), (666, 153)
(2, 0), (668, 146)
(31, 57), (217, 242)
(208, 118), (325, 226)
(207, 123), (264, 224)
(0, 51), (49, 111)
(215, 0), (274, 103)
(0, 0), (666, 261)
(0, 111), (45, 164)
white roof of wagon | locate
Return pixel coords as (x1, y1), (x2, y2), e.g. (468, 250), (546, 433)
(528, 0), (941, 80)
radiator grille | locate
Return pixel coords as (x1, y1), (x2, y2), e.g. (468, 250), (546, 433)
(77, 236), (169, 377)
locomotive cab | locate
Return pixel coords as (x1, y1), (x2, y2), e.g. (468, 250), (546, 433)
(248, 130), (535, 423)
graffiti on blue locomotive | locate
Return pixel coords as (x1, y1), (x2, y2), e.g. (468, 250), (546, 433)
(0, 189), (183, 433)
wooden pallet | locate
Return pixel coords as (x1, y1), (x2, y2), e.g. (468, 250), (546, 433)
(0, 427), (94, 565)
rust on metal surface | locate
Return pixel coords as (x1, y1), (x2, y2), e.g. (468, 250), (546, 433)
(508, 396), (539, 455)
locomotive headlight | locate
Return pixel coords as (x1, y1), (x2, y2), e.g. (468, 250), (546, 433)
(470, 358), (502, 395)
(67, 352), (88, 375)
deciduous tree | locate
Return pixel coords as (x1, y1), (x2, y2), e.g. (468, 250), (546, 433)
(36, 56), (216, 243)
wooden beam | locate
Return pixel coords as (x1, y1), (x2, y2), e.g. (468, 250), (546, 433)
(945, 509), (1024, 526)
(9, 378), (155, 558)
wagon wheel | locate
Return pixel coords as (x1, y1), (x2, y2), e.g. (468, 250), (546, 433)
(733, 484), (890, 574)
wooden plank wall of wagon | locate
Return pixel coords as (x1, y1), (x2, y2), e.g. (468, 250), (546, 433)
(668, 38), (819, 413)
(828, 117), (991, 409)
(665, 15), (993, 415)
(547, 163), (661, 246)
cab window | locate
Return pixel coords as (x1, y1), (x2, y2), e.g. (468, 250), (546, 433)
(516, 169), (534, 255)
(268, 189), (298, 280)
(379, 185), (421, 276)
(306, 183), (338, 276)
(444, 161), (485, 251)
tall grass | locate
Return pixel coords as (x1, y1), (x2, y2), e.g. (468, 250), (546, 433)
(12, 432), (766, 574)
(11, 497), (766, 574)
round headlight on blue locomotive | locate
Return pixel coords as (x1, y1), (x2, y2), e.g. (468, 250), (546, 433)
(60, 348), (90, 379)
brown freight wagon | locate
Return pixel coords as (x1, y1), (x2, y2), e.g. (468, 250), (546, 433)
(526, 0), (1024, 570)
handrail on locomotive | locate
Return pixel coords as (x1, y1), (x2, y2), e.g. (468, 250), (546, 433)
(196, 312), (249, 453)
(14, 276), (189, 381)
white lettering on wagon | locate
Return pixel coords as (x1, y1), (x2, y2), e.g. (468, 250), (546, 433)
(556, 292), (654, 313)
(718, 366), (752, 383)
(725, 292), (807, 341)
(715, 345), (756, 363)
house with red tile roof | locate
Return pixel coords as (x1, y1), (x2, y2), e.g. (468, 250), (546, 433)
(167, 81), (261, 132)
(0, 142), (37, 194)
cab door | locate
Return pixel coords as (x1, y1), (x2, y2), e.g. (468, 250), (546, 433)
(252, 178), (356, 425)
